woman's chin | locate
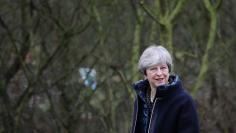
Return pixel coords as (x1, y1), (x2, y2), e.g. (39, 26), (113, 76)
(155, 82), (166, 87)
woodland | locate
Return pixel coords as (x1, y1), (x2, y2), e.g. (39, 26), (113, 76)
(0, 0), (236, 133)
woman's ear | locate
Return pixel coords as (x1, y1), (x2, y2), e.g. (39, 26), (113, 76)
(167, 63), (171, 72)
(144, 75), (147, 79)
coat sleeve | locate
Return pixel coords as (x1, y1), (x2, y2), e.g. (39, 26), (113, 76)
(177, 97), (200, 133)
(131, 97), (138, 133)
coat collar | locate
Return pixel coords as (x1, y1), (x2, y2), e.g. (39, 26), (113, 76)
(132, 75), (182, 100)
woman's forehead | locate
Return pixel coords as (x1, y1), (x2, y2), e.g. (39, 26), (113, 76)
(148, 63), (168, 67)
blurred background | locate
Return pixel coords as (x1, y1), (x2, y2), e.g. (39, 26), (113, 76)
(0, 0), (235, 132)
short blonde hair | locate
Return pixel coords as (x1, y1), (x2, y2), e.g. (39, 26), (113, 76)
(138, 45), (173, 74)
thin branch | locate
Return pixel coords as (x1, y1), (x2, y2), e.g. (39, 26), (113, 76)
(139, 1), (164, 26)
(192, 0), (218, 96)
(169, 0), (188, 22)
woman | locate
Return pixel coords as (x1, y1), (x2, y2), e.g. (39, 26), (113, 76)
(131, 45), (199, 133)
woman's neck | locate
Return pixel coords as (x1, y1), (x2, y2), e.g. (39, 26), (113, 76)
(150, 87), (156, 102)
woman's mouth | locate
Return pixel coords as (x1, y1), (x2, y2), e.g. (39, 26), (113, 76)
(156, 78), (164, 82)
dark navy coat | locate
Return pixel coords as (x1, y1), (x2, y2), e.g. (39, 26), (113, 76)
(131, 75), (199, 133)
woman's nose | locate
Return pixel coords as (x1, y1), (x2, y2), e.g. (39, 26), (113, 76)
(155, 68), (162, 75)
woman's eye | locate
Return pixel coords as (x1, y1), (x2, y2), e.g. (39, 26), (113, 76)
(149, 67), (157, 71)
(161, 66), (167, 69)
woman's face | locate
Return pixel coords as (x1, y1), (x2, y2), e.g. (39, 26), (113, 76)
(145, 63), (170, 89)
